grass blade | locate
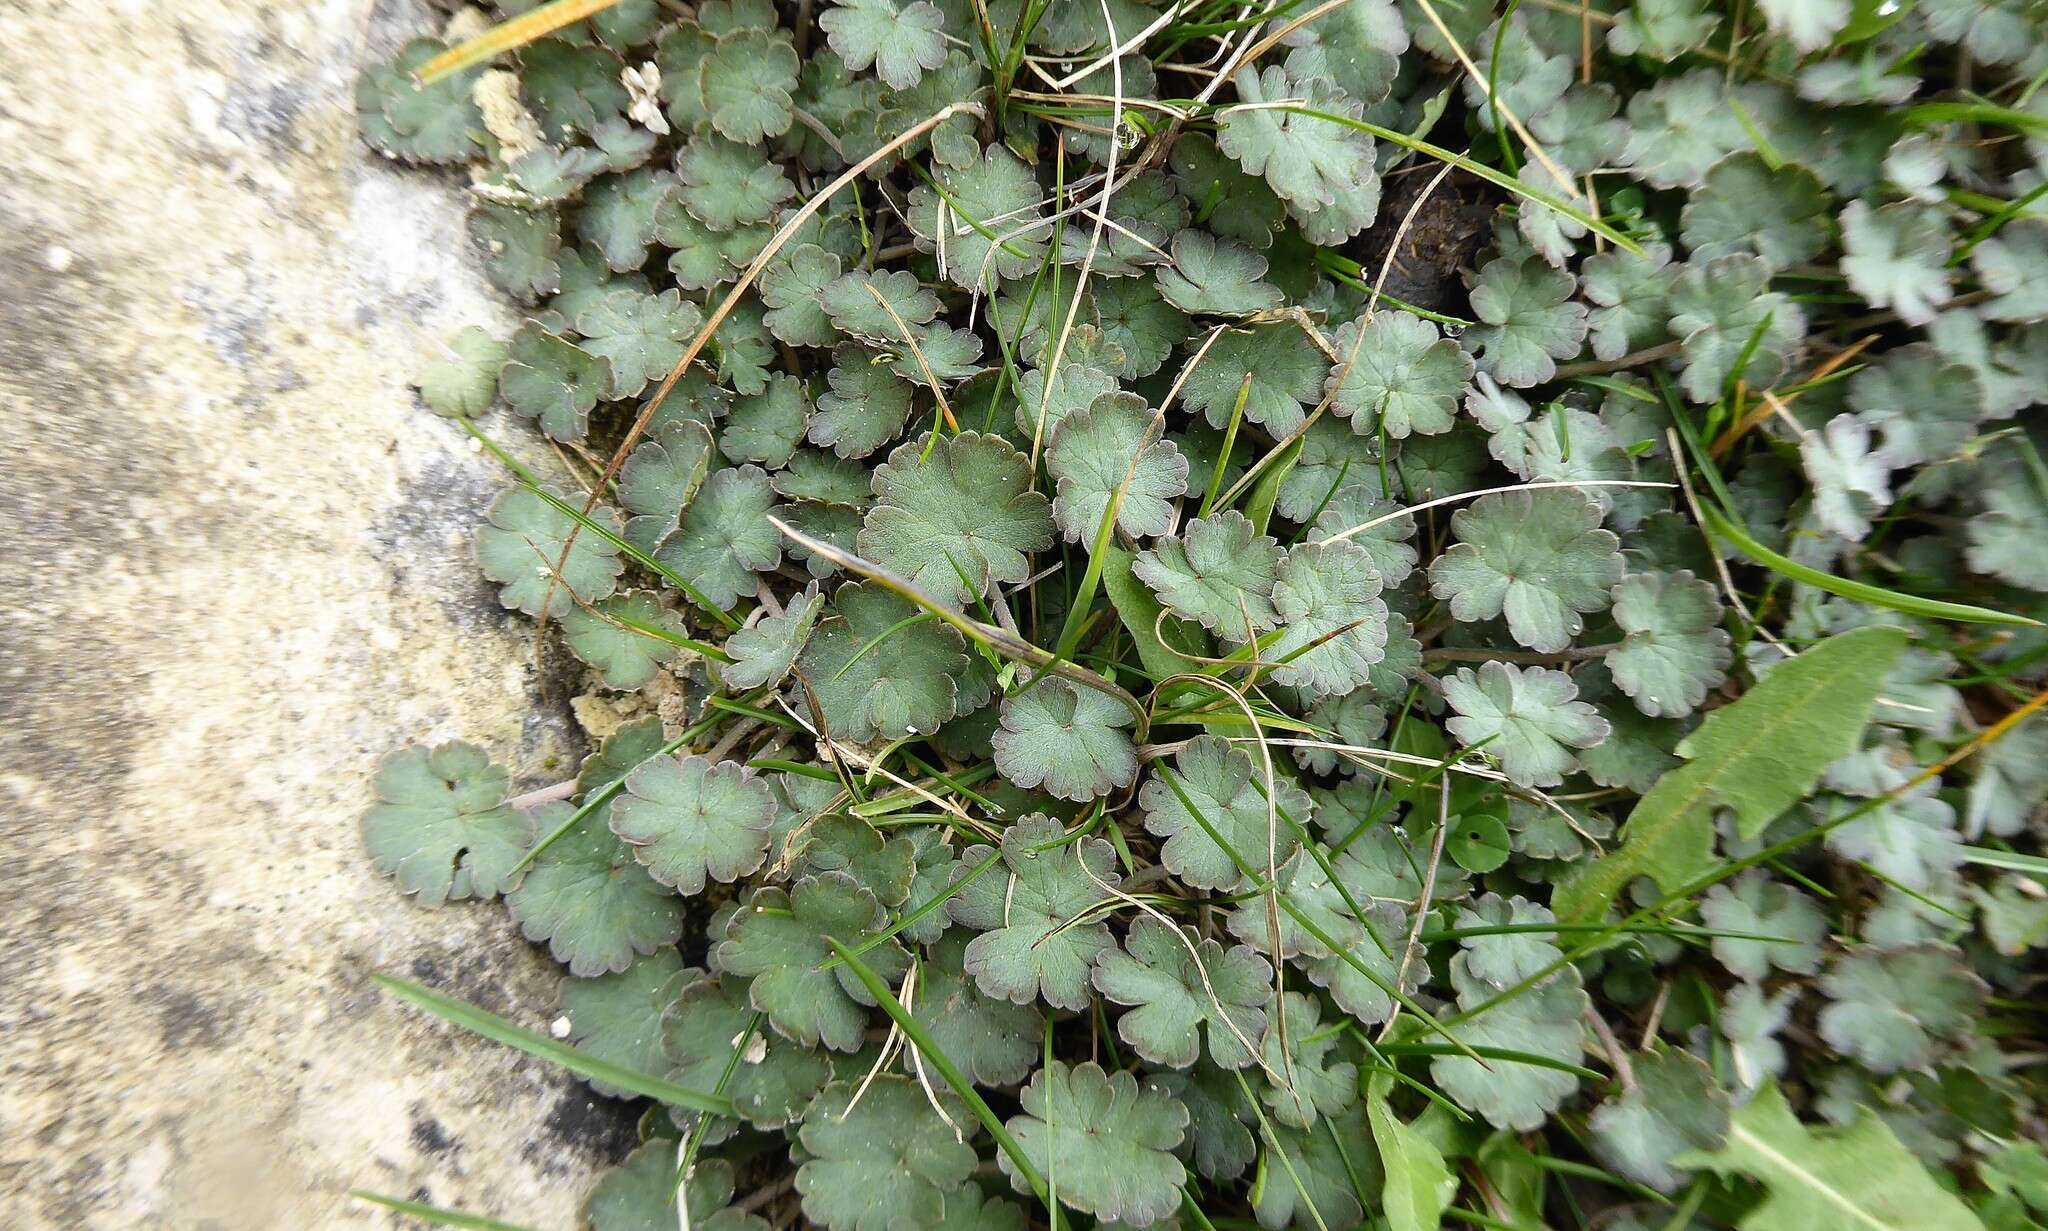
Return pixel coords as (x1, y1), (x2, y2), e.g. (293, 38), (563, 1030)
(374, 975), (736, 1117)
(1698, 502), (2042, 627)
(351, 1191), (541, 1231)
(1255, 105), (1645, 256)
(823, 938), (1051, 1205)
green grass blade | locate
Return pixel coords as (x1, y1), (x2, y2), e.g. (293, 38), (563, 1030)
(462, 420), (742, 629)
(351, 1191), (541, 1231)
(1698, 502), (2042, 627)
(823, 938), (1051, 1205)
(1960, 845), (2048, 879)
(374, 975), (736, 1117)
(1260, 105), (1645, 256)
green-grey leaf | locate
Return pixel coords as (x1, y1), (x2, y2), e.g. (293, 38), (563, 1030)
(612, 754), (775, 895)
(796, 580), (967, 741)
(1139, 734), (1309, 892)
(363, 741), (532, 906)
(1093, 916), (1271, 1070)
(500, 322), (612, 441)
(1046, 392), (1189, 543)
(796, 1077), (978, 1231)
(1429, 489), (1624, 653)
(507, 805), (685, 976)
(723, 582), (822, 691)
(948, 814), (1122, 1011)
(713, 871), (909, 1051)
(859, 431), (1053, 610)
(560, 950), (695, 1100)
(1443, 661), (1610, 788)
(1328, 309), (1474, 438)
(562, 591), (689, 689)
(1554, 625), (1912, 920)
(1001, 1061), (1190, 1227)
(992, 677), (1138, 803)
(418, 327), (506, 417)
(475, 484), (624, 618)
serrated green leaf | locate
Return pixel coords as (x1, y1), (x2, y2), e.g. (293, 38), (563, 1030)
(796, 580), (968, 741)
(1589, 1048), (1730, 1193)
(696, 27), (799, 143)
(1464, 256), (1588, 388)
(992, 677), (1138, 802)
(499, 321), (611, 441)
(858, 431), (1053, 610)
(475, 483), (624, 617)
(1672, 1081), (1982, 1231)
(1554, 625), (1912, 920)
(1045, 391), (1188, 543)
(714, 871), (908, 1051)
(1093, 916), (1271, 1070)
(819, 0), (947, 90)
(1139, 735), (1308, 892)
(507, 804), (685, 976)
(418, 327), (507, 417)
(1444, 661), (1610, 788)
(796, 1077), (978, 1231)
(562, 590), (690, 689)
(560, 950), (695, 1099)
(1429, 489), (1624, 653)
(947, 814), (1121, 1010)
(911, 930), (1043, 1086)
(1328, 309), (1474, 438)
(1002, 1061), (1190, 1227)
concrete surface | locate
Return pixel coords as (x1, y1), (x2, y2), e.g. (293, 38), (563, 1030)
(0, 1), (639, 1226)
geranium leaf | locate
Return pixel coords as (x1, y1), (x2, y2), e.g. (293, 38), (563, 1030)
(500, 321), (612, 441)
(1429, 489), (1624, 653)
(1001, 1061), (1190, 1227)
(562, 590), (690, 689)
(911, 930), (1044, 1087)
(947, 814), (1122, 1010)
(797, 580), (967, 741)
(1444, 662), (1611, 788)
(363, 742), (533, 906)
(993, 676), (1139, 802)
(612, 754), (776, 895)
(796, 1077), (979, 1231)
(858, 431), (1054, 610)
(1139, 734), (1310, 892)
(560, 950), (696, 1099)
(475, 484), (624, 618)
(418, 326), (507, 417)
(653, 464), (782, 608)
(1045, 392), (1189, 543)
(1606, 569), (1733, 718)
(1093, 916), (1272, 1070)
(723, 582), (823, 690)
(1156, 229), (1284, 314)
(1327, 309), (1474, 438)
(507, 805), (685, 976)
(713, 871), (909, 1051)
(1133, 510), (1286, 635)
(1463, 255), (1588, 388)
(819, 0), (948, 90)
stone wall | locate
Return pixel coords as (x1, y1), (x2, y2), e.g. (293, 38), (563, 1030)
(0, 1), (631, 1225)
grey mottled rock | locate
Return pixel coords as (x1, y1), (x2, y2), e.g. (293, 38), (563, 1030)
(0, 2), (638, 1226)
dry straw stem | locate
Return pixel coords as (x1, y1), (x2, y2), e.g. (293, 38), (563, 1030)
(419, 0), (624, 82)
